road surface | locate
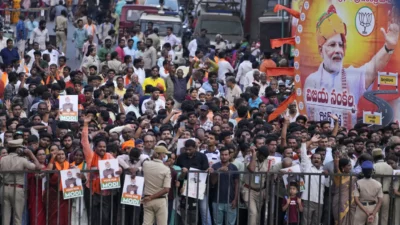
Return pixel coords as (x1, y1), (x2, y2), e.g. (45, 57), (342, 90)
(358, 90), (397, 129)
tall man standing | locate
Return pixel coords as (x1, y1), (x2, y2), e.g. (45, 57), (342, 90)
(30, 20), (49, 51)
(55, 10), (68, 54)
(16, 15), (27, 58)
(142, 145), (171, 225)
(210, 147), (239, 225)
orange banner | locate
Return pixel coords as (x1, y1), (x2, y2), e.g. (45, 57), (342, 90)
(268, 93), (296, 122)
(266, 67), (295, 77)
(270, 37), (295, 49)
(274, 4), (300, 18)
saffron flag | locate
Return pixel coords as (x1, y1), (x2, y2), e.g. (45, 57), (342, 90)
(268, 93), (296, 122)
(274, 4), (300, 18)
(266, 67), (295, 77)
(270, 37), (295, 49)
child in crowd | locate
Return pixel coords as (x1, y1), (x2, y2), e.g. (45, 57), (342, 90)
(282, 182), (303, 225)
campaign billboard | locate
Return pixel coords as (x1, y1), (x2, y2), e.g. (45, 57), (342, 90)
(294, 1), (400, 129)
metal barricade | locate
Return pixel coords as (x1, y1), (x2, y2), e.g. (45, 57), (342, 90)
(0, 169), (398, 225)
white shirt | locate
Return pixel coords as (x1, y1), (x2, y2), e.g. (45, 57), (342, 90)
(188, 39), (197, 57)
(236, 60), (253, 85)
(123, 46), (136, 61)
(311, 147), (333, 165)
(300, 143), (325, 204)
(132, 105), (141, 118)
(200, 149), (220, 166)
(0, 38), (7, 51)
(42, 49), (63, 66)
(215, 41), (226, 52)
(16, 80), (29, 90)
(286, 111), (300, 123)
(117, 154), (150, 171)
(168, 49), (175, 63)
(256, 82), (269, 97)
(217, 60), (234, 82)
(120, 103), (136, 115)
(164, 34), (180, 46)
(159, 66), (169, 79)
(243, 69), (259, 90)
(84, 24), (97, 37)
(30, 28), (50, 50)
(17, 59), (33, 76)
(27, 49), (36, 61)
(141, 98), (165, 113)
(157, 57), (165, 68)
(133, 66), (145, 85)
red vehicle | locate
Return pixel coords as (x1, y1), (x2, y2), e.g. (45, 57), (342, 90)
(119, 4), (159, 37)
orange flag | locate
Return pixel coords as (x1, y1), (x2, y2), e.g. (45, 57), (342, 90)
(270, 37), (295, 49)
(274, 4), (300, 18)
(266, 67), (295, 77)
(268, 93), (296, 122)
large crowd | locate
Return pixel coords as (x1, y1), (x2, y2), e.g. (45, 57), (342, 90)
(0, 1), (400, 225)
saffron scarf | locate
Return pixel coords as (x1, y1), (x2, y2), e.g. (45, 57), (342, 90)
(55, 161), (70, 191)
(90, 153), (112, 194)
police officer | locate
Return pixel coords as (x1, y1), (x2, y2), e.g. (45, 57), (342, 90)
(142, 145), (171, 225)
(0, 139), (41, 225)
(372, 148), (392, 225)
(354, 161), (383, 225)
(242, 145), (270, 225)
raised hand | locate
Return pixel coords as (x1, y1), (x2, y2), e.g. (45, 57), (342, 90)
(381, 6), (400, 50)
(311, 134), (320, 143)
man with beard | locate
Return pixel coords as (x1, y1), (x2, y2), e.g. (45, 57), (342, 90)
(61, 134), (74, 160)
(354, 137), (365, 159)
(98, 37), (113, 62)
(303, 5), (399, 129)
(300, 135), (325, 225)
(169, 68), (191, 109)
(200, 131), (220, 166)
(39, 133), (52, 154)
(353, 161), (383, 225)
(142, 39), (157, 71)
(30, 20), (49, 51)
(141, 87), (165, 113)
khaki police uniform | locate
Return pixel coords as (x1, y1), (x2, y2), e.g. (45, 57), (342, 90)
(142, 158), (171, 225)
(0, 139), (36, 225)
(55, 15), (68, 53)
(373, 159), (393, 225)
(354, 178), (384, 225)
(393, 177), (400, 225)
(241, 158), (269, 225)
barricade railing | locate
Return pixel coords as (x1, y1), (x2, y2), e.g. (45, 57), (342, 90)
(0, 169), (399, 225)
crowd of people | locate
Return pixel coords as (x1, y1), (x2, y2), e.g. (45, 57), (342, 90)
(0, 1), (400, 225)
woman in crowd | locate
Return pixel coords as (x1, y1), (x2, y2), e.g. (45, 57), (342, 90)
(70, 149), (88, 225)
(332, 154), (357, 225)
(46, 150), (71, 225)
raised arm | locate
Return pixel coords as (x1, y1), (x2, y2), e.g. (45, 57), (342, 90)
(280, 115), (290, 147)
(82, 115), (94, 166)
(330, 114), (339, 136)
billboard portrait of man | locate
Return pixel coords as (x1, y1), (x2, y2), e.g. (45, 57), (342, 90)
(303, 5), (399, 127)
